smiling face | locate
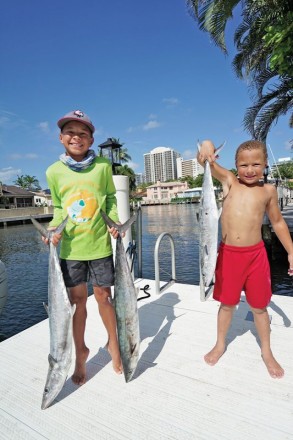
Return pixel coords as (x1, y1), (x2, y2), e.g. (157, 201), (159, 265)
(236, 147), (267, 185)
(59, 121), (94, 161)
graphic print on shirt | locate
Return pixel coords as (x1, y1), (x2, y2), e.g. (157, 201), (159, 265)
(65, 190), (98, 223)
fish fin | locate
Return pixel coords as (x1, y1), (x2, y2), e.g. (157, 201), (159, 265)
(43, 302), (49, 315)
(130, 343), (137, 356)
(197, 140), (201, 153)
(48, 354), (58, 368)
(100, 210), (137, 235)
(218, 207), (222, 219)
(214, 140), (226, 156)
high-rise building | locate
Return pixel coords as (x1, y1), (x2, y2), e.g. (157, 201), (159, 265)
(135, 173), (145, 186)
(176, 157), (204, 179)
(144, 147), (181, 183)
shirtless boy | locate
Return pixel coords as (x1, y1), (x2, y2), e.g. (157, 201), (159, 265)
(198, 139), (293, 378)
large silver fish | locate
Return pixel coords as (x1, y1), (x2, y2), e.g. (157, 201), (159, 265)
(197, 142), (224, 301)
(30, 216), (75, 409)
(100, 210), (140, 383)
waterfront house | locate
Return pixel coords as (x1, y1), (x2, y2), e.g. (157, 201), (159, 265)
(143, 180), (188, 204)
(0, 185), (34, 209)
(30, 189), (53, 207)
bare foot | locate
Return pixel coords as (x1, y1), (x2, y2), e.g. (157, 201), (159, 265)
(105, 341), (123, 374)
(204, 345), (226, 366)
(71, 347), (90, 385)
(262, 351), (284, 379)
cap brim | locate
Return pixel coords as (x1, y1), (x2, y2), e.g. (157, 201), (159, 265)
(57, 117), (95, 133)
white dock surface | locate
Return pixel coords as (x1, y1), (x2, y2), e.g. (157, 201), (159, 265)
(0, 279), (292, 440)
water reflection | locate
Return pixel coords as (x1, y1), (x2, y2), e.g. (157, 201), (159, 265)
(0, 205), (292, 339)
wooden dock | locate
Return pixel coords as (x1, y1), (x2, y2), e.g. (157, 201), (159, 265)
(0, 279), (292, 440)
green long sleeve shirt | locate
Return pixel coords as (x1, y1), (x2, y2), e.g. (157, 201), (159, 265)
(46, 157), (119, 260)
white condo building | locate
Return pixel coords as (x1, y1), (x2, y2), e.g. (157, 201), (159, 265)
(135, 173), (145, 186)
(144, 147), (181, 183)
(176, 157), (204, 179)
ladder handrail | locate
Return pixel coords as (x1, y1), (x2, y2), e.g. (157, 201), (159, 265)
(154, 232), (176, 295)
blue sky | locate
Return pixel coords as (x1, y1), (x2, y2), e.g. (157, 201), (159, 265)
(1, 0), (291, 189)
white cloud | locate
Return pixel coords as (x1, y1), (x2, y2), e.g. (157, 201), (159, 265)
(143, 120), (161, 131)
(0, 167), (22, 184)
(162, 97), (179, 106)
(8, 153), (39, 160)
(38, 121), (50, 133)
(0, 116), (10, 127)
(182, 149), (195, 159)
(127, 161), (139, 171)
(8, 153), (22, 160)
(25, 154), (38, 159)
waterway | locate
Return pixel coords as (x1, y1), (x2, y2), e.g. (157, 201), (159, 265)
(0, 204), (292, 340)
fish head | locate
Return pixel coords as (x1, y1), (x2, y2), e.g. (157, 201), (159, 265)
(41, 354), (69, 410)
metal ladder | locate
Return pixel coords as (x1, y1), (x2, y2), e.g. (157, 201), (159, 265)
(154, 232), (176, 295)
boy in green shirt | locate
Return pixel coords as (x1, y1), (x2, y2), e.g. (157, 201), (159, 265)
(46, 110), (122, 384)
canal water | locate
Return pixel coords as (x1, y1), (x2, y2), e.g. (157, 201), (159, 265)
(0, 204), (292, 340)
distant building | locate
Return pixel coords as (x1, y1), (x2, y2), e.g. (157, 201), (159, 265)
(176, 157), (204, 179)
(135, 173), (145, 186)
(144, 147), (181, 183)
(145, 180), (188, 203)
(30, 190), (53, 207)
(0, 185), (52, 209)
(0, 185), (34, 208)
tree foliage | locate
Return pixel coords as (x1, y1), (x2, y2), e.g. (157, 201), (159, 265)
(14, 174), (41, 191)
(272, 162), (293, 179)
(187, 0), (293, 142)
(115, 164), (137, 192)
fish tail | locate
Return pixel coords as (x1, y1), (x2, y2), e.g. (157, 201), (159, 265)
(30, 216), (68, 240)
(100, 210), (137, 235)
(197, 140), (226, 155)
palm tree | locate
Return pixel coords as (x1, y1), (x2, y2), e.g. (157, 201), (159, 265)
(110, 138), (132, 164)
(187, 0), (293, 141)
(115, 164), (137, 192)
(14, 174), (41, 190)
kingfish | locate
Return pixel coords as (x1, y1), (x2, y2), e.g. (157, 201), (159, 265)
(30, 216), (75, 409)
(100, 210), (140, 383)
(197, 142), (224, 301)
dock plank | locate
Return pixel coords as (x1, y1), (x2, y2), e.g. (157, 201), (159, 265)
(0, 279), (292, 440)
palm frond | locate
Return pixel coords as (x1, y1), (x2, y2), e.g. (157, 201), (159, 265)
(244, 79), (293, 140)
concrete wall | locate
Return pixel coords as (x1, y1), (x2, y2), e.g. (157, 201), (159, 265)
(0, 206), (54, 219)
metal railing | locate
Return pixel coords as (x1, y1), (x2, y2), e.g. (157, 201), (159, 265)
(131, 203), (177, 294)
(154, 232), (176, 295)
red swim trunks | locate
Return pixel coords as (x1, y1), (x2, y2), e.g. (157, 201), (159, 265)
(213, 241), (272, 308)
